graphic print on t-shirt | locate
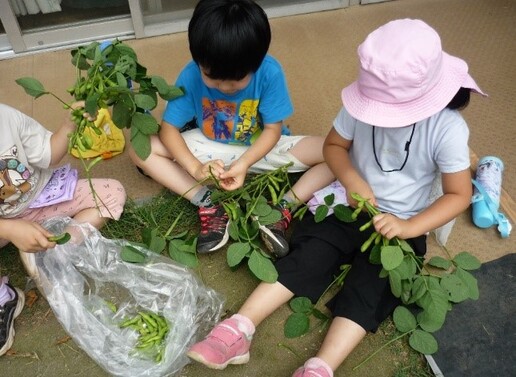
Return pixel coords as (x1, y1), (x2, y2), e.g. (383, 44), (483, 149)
(0, 146), (32, 206)
(201, 98), (261, 145)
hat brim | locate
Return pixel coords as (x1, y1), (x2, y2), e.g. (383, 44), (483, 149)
(341, 52), (486, 128)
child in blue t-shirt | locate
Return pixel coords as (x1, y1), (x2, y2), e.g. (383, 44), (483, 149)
(129, 0), (333, 255)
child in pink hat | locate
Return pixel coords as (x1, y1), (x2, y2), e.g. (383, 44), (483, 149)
(186, 18), (486, 376)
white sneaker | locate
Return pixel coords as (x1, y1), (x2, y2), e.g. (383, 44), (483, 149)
(18, 250), (39, 281)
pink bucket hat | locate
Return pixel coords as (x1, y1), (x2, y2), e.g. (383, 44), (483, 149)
(341, 18), (486, 128)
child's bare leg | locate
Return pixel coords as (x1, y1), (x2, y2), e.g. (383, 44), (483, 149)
(72, 208), (107, 229)
(316, 317), (367, 370)
(287, 162), (334, 203)
(288, 136), (325, 166)
(283, 136), (334, 203)
(238, 281), (294, 326)
(128, 135), (202, 200)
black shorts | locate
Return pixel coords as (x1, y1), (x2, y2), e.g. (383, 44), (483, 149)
(275, 212), (426, 332)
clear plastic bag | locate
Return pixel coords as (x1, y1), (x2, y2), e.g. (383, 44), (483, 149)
(32, 217), (224, 377)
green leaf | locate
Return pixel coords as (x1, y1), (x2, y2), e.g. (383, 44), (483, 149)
(369, 244), (382, 265)
(409, 329), (438, 354)
(398, 239), (415, 253)
(131, 112), (160, 135)
(393, 306), (417, 333)
(257, 208), (282, 226)
(114, 42), (138, 61)
(130, 129), (151, 160)
(381, 245), (404, 271)
(440, 273), (470, 303)
(289, 297), (313, 314)
(150, 75), (168, 92)
(85, 93), (99, 116)
(168, 239), (198, 268)
(134, 93), (156, 110)
(314, 205), (329, 222)
(333, 204), (355, 222)
(147, 233), (167, 254)
(116, 72), (129, 87)
(393, 256), (416, 279)
(112, 100), (133, 128)
(150, 75), (173, 96)
(427, 256), (452, 270)
(227, 242), (251, 267)
(416, 288), (448, 332)
(409, 276), (428, 304)
(15, 77), (48, 98)
(284, 312), (310, 338)
(120, 245), (147, 263)
(388, 269), (402, 298)
(71, 50), (90, 70)
(455, 267), (479, 300)
(160, 85), (184, 101)
(228, 221), (240, 241)
(400, 279), (413, 304)
(453, 252), (481, 270)
(248, 250), (278, 283)
(251, 202), (272, 217)
(323, 193), (335, 206)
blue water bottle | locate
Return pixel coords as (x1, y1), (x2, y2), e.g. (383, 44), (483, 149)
(471, 156), (511, 237)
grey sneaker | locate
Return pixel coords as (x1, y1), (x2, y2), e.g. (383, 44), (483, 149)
(0, 281), (25, 356)
(259, 205), (292, 258)
(197, 205), (230, 254)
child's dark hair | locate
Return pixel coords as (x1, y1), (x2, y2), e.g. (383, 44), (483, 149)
(188, 0), (271, 81)
(446, 87), (471, 110)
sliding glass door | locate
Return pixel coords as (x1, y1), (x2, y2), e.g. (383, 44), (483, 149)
(0, 0), (354, 59)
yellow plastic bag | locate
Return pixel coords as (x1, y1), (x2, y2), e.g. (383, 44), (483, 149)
(71, 108), (125, 160)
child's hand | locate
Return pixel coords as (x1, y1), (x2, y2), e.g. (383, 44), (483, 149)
(194, 160), (225, 181)
(8, 219), (56, 253)
(372, 213), (409, 240)
(219, 160), (248, 191)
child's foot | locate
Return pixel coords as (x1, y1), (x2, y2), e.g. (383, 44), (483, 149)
(187, 318), (252, 369)
(0, 281), (25, 356)
(292, 357), (333, 377)
(259, 205), (292, 258)
(197, 205), (230, 254)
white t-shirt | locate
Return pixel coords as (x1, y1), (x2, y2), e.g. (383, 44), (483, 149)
(333, 106), (470, 219)
(0, 104), (53, 217)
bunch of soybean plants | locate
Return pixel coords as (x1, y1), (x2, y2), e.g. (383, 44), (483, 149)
(16, 39), (183, 161)
(285, 192), (482, 366)
(210, 162), (305, 283)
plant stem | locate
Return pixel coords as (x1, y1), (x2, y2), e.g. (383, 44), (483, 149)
(353, 330), (412, 370)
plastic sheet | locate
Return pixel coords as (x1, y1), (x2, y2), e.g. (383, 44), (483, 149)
(33, 217), (224, 377)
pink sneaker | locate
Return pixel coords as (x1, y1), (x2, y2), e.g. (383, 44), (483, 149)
(292, 357), (333, 377)
(187, 318), (252, 369)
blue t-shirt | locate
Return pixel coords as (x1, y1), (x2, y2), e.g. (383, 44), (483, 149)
(162, 55), (293, 145)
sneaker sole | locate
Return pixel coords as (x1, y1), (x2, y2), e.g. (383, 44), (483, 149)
(187, 349), (250, 370)
(258, 226), (289, 258)
(18, 251), (39, 281)
(0, 287), (25, 356)
(198, 221), (230, 254)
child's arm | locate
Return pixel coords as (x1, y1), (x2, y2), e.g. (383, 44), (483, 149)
(159, 121), (225, 181)
(373, 169), (472, 240)
(49, 102), (92, 166)
(0, 218), (55, 253)
(218, 122), (282, 191)
(323, 128), (377, 207)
